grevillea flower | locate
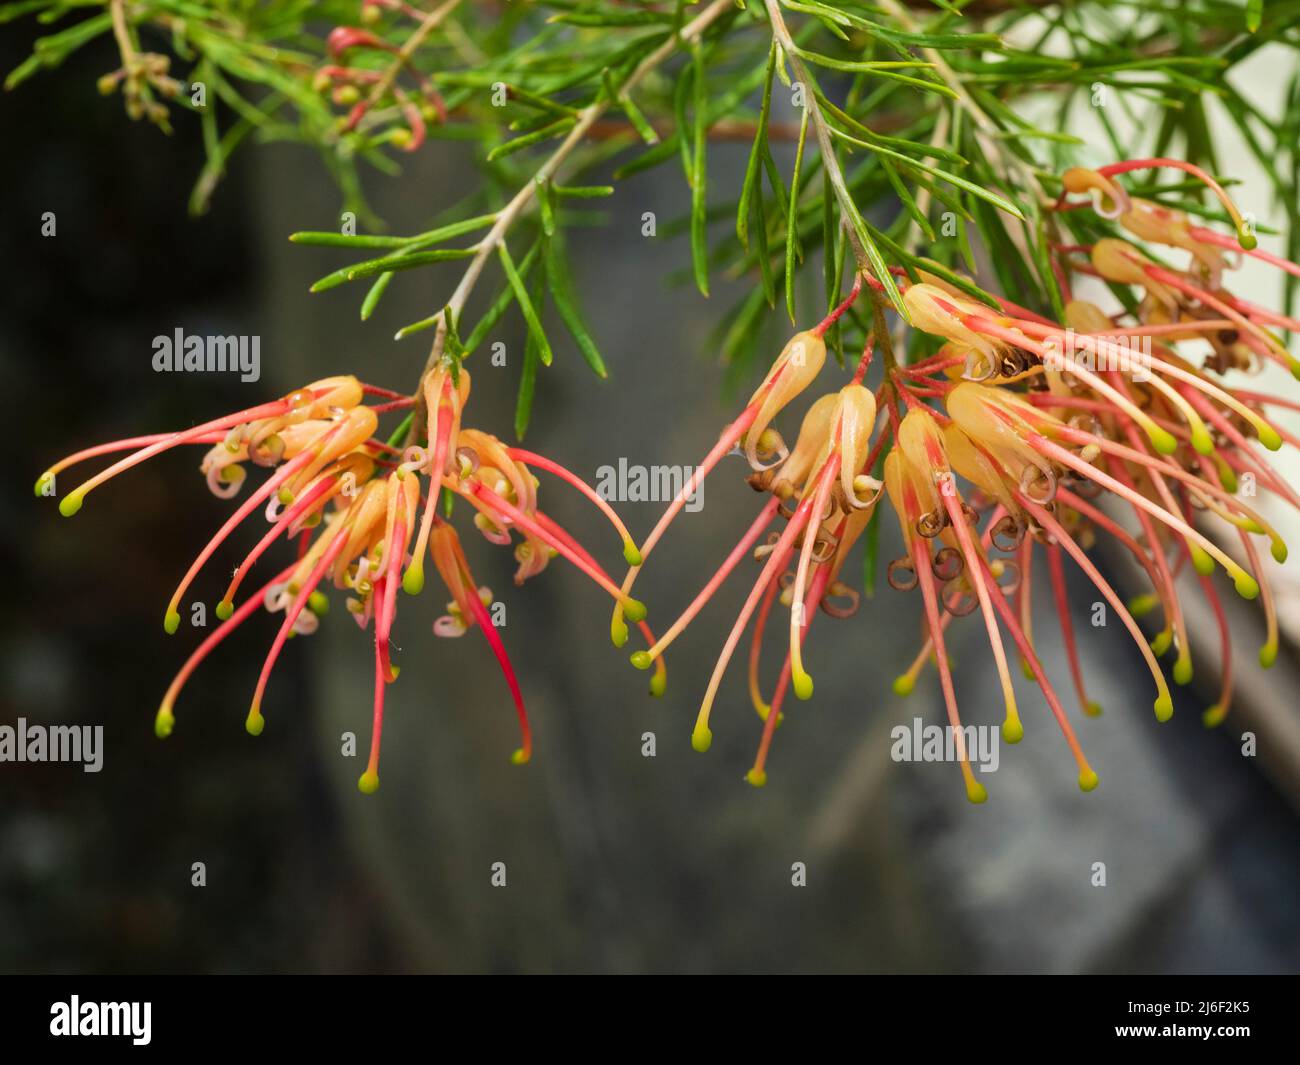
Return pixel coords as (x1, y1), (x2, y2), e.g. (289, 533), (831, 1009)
(613, 282), (890, 786)
(624, 160), (1298, 802)
(38, 364), (652, 792)
(314, 10), (449, 150)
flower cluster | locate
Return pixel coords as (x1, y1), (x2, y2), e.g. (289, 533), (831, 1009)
(38, 362), (656, 792)
(313, 1), (450, 152)
(624, 159), (1297, 802)
(38, 157), (1300, 806)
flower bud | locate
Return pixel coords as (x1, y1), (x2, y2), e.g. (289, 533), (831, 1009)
(1062, 167), (1130, 218)
(742, 330), (827, 469)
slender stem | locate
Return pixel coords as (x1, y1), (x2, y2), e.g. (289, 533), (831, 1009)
(365, 0), (464, 113)
(763, 0), (873, 277)
(873, 0), (1055, 278)
(420, 0), (736, 380)
(109, 0), (137, 66)
(874, 0), (1047, 207)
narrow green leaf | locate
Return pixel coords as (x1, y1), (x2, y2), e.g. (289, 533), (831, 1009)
(690, 42), (709, 298)
(737, 43), (777, 249)
(4, 51), (41, 90)
(785, 106), (810, 324)
(515, 257), (547, 439)
(536, 177), (556, 237)
(554, 184), (615, 199)
(829, 126), (1026, 221)
(498, 242), (553, 366)
(603, 67), (658, 144)
(753, 186), (776, 308)
(360, 272), (394, 321)
(545, 237), (608, 377)
(882, 158), (935, 243)
(459, 241), (543, 353)
(840, 189), (906, 318)
(291, 213), (495, 249)
(312, 247), (475, 290)
(673, 60), (693, 183)
(385, 411), (415, 451)
(291, 233), (412, 249)
(486, 117), (576, 162)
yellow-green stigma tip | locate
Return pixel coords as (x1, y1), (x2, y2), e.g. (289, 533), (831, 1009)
(1260, 643), (1278, 668)
(1128, 593), (1158, 617)
(1191, 548), (1215, 576)
(1020, 659), (1036, 681)
(34, 474), (53, 497)
(1202, 704), (1227, 728)
(58, 494), (83, 517)
(1153, 694), (1174, 722)
(154, 711), (174, 739)
(277, 487), (294, 505)
(1234, 574), (1259, 600)
(1085, 701), (1103, 717)
(1149, 428), (1178, 455)
(215, 600), (234, 621)
(649, 673), (666, 697)
(1189, 428), (1214, 455)
(1219, 470), (1238, 492)
(1290, 358), (1300, 381)
(745, 769), (767, 788)
(691, 727), (712, 753)
(1079, 769), (1099, 792)
(308, 591), (329, 615)
(892, 674), (915, 696)
(622, 598), (647, 623)
(1271, 541), (1288, 564)
(630, 650), (652, 670)
(1150, 630), (1173, 656)
(358, 770), (379, 794)
(401, 565), (425, 595)
(622, 542), (643, 566)
(245, 714), (265, 737)
(966, 780), (988, 804)
(1002, 718), (1024, 744)
(1259, 426), (1282, 451)
(792, 672), (813, 700)
(163, 610), (181, 635)
(1173, 657), (1193, 685)
(610, 618), (629, 647)
(510, 748), (530, 765)
(1238, 227), (1257, 251)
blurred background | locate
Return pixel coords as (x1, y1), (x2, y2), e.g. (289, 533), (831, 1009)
(3, 21), (1299, 974)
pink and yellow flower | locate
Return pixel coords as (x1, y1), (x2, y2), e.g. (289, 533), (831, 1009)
(39, 364), (654, 791)
(624, 160), (1298, 801)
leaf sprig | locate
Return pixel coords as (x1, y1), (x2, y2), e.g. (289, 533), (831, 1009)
(9, 0), (1300, 414)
